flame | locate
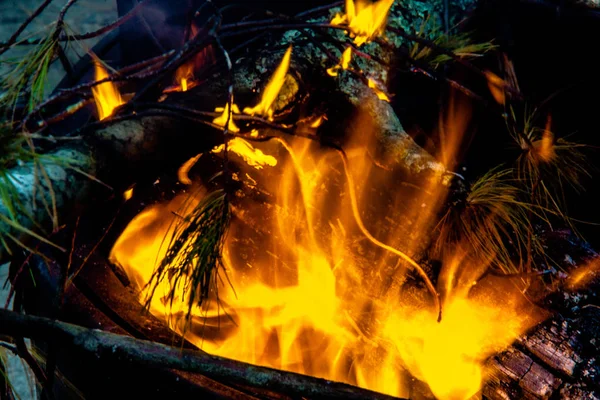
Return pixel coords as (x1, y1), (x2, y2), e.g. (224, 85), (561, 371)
(331, 0), (395, 46)
(92, 62), (124, 120)
(211, 137), (277, 169)
(567, 257), (600, 290)
(243, 46), (293, 120)
(213, 100), (241, 132)
(178, 154), (202, 185)
(123, 187), (134, 201)
(112, 90), (545, 398)
(484, 71), (506, 106)
(533, 115), (555, 164)
(327, 47), (353, 77)
(367, 78), (390, 102)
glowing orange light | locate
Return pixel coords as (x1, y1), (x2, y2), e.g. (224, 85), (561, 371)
(534, 115), (555, 163)
(331, 0), (395, 46)
(485, 71), (506, 106)
(327, 46), (353, 77)
(243, 46), (292, 120)
(367, 78), (390, 102)
(213, 99), (241, 132)
(91, 62), (124, 120)
(123, 187), (134, 201)
(178, 154), (202, 185)
(112, 81), (544, 400)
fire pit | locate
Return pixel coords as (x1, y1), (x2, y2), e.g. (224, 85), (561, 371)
(2, 0), (600, 399)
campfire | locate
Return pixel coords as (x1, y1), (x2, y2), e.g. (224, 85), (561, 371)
(1, 0), (600, 399)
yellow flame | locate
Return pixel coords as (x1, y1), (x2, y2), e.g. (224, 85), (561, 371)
(174, 58), (195, 92)
(123, 187), (134, 201)
(310, 115), (325, 128)
(92, 62), (124, 120)
(213, 100), (241, 132)
(178, 154), (202, 185)
(243, 46), (293, 119)
(367, 78), (390, 102)
(112, 92), (545, 399)
(327, 47), (353, 77)
(331, 0), (395, 46)
(212, 137), (277, 169)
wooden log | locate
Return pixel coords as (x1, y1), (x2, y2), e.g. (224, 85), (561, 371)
(0, 308), (405, 400)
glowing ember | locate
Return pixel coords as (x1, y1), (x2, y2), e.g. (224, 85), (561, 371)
(331, 0), (395, 46)
(243, 46), (293, 120)
(111, 99), (544, 398)
(91, 62), (124, 120)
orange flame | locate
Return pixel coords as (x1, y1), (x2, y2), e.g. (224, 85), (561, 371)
(331, 0), (395, 46)
(175, 61), (194, 92)
(91, 62), (124, 120)
(213, 99), (241, 132)
(327, 46), (353, 76)
(534, 115), (555, 164)
(484, 71), (506, 106)
(111, 85), (545, 399)
(367, 77), (390, 102)
(243, 46), (292, 120)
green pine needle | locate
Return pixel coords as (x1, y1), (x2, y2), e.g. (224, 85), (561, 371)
(146, 189), (231, 322)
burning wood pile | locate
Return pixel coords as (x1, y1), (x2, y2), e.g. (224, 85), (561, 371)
(1, 0), (599, 399)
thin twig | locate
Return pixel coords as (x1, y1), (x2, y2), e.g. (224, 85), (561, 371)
(0, 0), (55, 56)
(67, 0), (149, 41)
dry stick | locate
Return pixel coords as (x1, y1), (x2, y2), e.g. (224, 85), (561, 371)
(67, 0), (149, 41)
(88, 104), (441, 322)
(0, 309), (404, 400)
(0, 0), (55, 55)
(129, 34), (214, 102)
(21, 50), (175, 131)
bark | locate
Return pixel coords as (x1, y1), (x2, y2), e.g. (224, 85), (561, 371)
(1, 0), (480, 262)
(0, 308), (405, 400)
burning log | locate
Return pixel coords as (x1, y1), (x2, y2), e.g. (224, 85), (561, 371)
(0, 0), (477, 262)
(0, 308), (404, 400)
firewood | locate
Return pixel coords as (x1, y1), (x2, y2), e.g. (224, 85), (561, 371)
(0, 308), (405, 400)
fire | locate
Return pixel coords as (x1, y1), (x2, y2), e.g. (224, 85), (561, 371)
(91, 62), (124, 120)
(243, 46), (293, 120)
(111, 96), (544, 398)
(327, 47), (353, 76)
(331, 0), (395, 46)
(175, 62), (194, 92)
(367, 77), (391, 102)
(213, 99), (241, 132)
